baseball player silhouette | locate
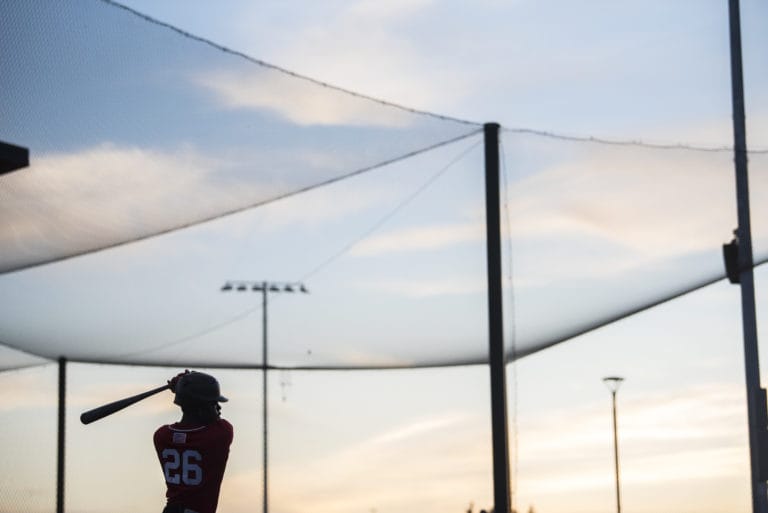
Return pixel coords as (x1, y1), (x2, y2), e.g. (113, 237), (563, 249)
(154, 371), (234, 513)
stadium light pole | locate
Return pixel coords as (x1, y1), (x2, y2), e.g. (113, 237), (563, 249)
(603, 376), (624, 513)
(221, 280), (309, 513)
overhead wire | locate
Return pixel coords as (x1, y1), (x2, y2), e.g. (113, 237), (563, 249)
(103, 0), (767, 156)
(101, 0), (481, 128)
(503, 126), (768, 154)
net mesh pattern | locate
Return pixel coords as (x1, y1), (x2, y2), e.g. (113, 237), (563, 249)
(0, 0), (766, 371)
(0, 0), (479, 274)
(0, 131), (765, 370)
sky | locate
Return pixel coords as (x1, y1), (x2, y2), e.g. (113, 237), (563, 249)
(1, 1), (768, 513)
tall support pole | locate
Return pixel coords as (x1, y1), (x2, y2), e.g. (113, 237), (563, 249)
(222, 280), (308, 513)
(57, 357), (66, 513)
(484, 122), (511, 513)
(221, 280), (307, 513)
(261, 281), (269, 513)
(727, 2), (767, 512)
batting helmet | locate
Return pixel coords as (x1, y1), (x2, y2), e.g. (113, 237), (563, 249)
(174, 371), (228, 406)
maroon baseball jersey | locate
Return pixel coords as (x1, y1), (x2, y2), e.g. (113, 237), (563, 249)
(154, 419), (234, 513)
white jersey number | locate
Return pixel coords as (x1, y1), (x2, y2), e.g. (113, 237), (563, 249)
(162, 448), (203, 485)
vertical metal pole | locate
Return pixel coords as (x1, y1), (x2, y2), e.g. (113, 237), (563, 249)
(262, 282), (269, 513)
(57, 357), (66, 513)
(611, 391), (621, 513)
(727, 2), (767, 512)
(484, 122), (511, 513)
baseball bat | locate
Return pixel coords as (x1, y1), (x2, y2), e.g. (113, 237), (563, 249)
(80, 383), (170, 424)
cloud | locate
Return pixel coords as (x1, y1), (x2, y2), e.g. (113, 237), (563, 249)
(222, 383), (749, 513)
(345, 0), (435, 22)
(0, 144), (240, 268)
(507, 147), (739, 255)
(517, 383), (747, 496)
(366, 414), (468, 445)
(350, 222), (483, 257)
(1, 142), (404, 271)
(244, 181), (405, 232)
(239, 0), (463, 117)
(193, 0), (449, 126)
(360, 277), (485, 298)
(0, 372), (172, 415)
(488, 143), (768, 288)
(339, 141), (760, 278)
(0, 370), (57, 410)
(195, 70), (411, 127)
(228, 413), (488, 513)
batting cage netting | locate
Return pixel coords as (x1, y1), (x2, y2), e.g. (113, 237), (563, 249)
(1, 1), (767, 513)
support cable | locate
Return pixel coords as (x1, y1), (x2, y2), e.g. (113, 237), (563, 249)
(500, 137), (520, 513)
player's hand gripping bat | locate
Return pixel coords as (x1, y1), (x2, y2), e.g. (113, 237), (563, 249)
(80, 383), (170, 424)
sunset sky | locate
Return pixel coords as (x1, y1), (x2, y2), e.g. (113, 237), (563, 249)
(1, 1), (768, 513)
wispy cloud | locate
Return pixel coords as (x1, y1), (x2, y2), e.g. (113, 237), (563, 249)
(505, 147), (740, 257)
(238, 0), (464, 116)
(1, 143), (409, 270)
(0, 144), (233, 259)
(360, 277), (485, 298)
(193, 0), (445, 126)
(222, 412), (487, 513)
(516, 383), (748, 502)
(224, 383), (751, 513)
(366, 414), (468, 446)
(350, 222), (483, 257)
(195, 70), (411, 127)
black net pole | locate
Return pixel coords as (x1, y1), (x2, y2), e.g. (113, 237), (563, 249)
(262, 282), (269, 513)
(57, 357), (67, 513)
(484, 122), (511, 513)
(727, 2), (767, 512)
(611, 391), (621, 513)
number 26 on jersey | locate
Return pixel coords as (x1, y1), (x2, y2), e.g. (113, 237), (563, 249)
(162, 448), (203, 485)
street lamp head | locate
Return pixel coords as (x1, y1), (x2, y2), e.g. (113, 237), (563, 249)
(602, 376), (625, 393)
(299, 284), (309, 294)
(284, 285), (294, 292)
(221, 283), (233, 292)
(269, 285), (280, 292)
(252, 284), (264, 291)
(236, 284), (248, 291)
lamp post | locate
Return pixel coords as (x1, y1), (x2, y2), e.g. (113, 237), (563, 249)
(221, 280), (309, 513)
(603, 376), (624, 513)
